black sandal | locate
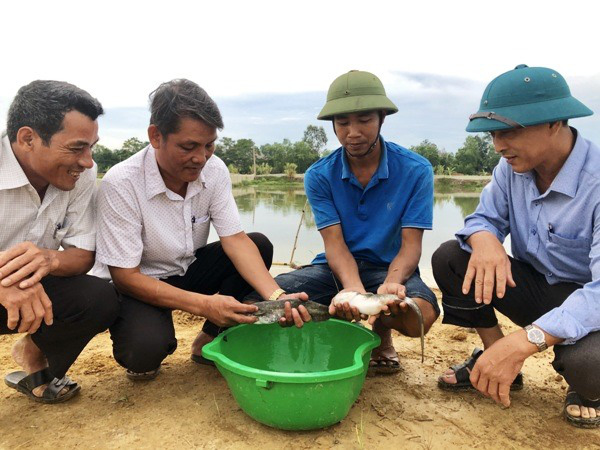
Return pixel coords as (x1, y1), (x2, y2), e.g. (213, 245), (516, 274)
(437, 348), (524, 391)
(4, 369), (80, 404)
(564, 389), (600, 428)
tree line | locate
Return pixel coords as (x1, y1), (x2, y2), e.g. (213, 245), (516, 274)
(93, 126), (499, 176)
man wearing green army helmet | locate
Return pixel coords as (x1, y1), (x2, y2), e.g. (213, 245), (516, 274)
(246, 70), (440, 371)
(433, 65), (600, 427)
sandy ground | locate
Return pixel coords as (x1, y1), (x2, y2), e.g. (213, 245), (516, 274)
(1, 289), (600, 449)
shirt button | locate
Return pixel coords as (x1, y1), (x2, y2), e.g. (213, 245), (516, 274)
(547, 272), (553, 277)
(531, 229), (537, 235)
(534, 201), (540, 206)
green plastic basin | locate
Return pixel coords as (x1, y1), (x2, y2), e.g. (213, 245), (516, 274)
(202, 319), (380, 430)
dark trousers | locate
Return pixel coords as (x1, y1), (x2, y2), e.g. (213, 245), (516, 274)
(110, 233), (273, 373)
(0, 274), (120, 379)
(432, 240), (600, 400)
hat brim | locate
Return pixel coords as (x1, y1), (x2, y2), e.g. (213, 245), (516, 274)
(318, 95), (398, 120)
(466, 96), (593, 132)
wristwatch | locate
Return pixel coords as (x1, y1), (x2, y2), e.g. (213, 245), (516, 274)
(524, 324), (548, 352)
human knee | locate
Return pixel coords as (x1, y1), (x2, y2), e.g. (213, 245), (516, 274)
(431, 240), (462, 275)
(248, 232), (273, 267)
(114, 331), (177, 373)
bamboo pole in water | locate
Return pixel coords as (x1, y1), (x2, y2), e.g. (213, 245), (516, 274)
(288, 199), (308, 269)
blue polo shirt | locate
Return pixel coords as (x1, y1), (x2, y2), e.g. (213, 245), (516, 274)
(305, 137), (433, 266)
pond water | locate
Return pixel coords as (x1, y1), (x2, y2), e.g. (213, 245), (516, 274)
(208, 187), (503, 286)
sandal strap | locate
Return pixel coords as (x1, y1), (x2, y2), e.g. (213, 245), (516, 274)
(17, 368), (53, 391)
(449, 348), (483, 382)
(566, 390), (600, 409)
(42, 376), (77, 400)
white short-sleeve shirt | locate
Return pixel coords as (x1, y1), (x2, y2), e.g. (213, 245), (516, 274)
(93, 145), (242, 279)
(0, 132), (97, 252)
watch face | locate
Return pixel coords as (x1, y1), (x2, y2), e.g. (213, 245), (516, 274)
(529, 328), (545, 344)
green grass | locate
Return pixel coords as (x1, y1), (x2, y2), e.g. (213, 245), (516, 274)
(434, 177), (489, 193)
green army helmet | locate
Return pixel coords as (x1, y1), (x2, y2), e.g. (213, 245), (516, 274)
(467, 64), (593, 132)
(318, 70), (398, 120)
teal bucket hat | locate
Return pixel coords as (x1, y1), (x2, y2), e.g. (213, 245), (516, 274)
(467, 64), (593, 132)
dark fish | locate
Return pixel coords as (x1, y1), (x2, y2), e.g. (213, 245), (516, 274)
(252, 299), (330, 324)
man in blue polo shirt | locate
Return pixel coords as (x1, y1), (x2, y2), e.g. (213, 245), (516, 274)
(246, 70), (439, 372)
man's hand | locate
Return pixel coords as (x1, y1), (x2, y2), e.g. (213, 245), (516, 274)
(0, 242), (59, 289)
(328, 286), (368, 323)
(377, 282), (408, 316)
(0, 283), (53, 333)
(277, 292), (312, 328)
(198, 294), (259, 327)
(469, 332), (534, 407)
(464, 232), (516, 304)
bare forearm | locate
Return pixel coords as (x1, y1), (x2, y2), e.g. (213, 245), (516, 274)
(385, 245), (421, 285)
(48, 248), (95, 277)
(385, 229), (424, 285)
(325, 243), (363, 290)
(221, 233), (279, 300)
(110, 269), (205, 314)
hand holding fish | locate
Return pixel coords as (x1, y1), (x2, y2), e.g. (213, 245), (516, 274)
(328, 287), (370, 323)
(377, 282), (408, 316)
(277, 292), (311, 328)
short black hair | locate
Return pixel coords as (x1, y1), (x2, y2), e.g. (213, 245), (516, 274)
(7, 80), (104, 145)
(149, 79), (224, 137)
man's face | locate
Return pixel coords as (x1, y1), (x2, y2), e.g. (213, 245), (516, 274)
(30, 110), (98, 191)
(151, 117), (217, 185)
(490, 123), (557, 173)
(333, 111), (381, 157)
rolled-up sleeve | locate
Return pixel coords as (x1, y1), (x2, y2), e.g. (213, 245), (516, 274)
(60, 164), (97, 251)
(534, 203), (600, 344)
(95, 178), (144, 269)
(456, 160), (511, 252)
(305, 167), (340, 230)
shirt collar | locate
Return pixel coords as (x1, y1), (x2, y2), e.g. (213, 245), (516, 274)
(0, 132), (31, 190)
(340, 136), (390, 180)
(547, 129), (588, 198)
(144, 145), (206, 200)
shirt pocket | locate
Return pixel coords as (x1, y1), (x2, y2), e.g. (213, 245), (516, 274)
(546, 230), (591, 274)
(192, 214), (211, 248)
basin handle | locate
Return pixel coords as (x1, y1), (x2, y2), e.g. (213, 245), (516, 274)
(255, 379), (272, 389)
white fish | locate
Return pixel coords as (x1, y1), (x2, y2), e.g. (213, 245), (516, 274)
(331, 291), (426, 363)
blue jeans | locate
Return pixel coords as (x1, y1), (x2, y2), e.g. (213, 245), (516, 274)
(245, 260), (439, 316)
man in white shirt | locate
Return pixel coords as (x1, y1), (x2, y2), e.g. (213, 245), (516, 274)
(94, 79), (308, 380)
(0, 81), (120, 403)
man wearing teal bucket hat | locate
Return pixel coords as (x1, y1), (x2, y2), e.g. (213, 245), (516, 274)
(246, 70), (440, 372)
(432, 65), (600, 427)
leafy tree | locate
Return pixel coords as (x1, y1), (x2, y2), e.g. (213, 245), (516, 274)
(302, 125), (328, 154)
(454, 134), (497, 175)
(411, 140), (441, 167)
(255, 163), (272, 175)
(217, 138), (256, 174)
(122, 137), (148, 153)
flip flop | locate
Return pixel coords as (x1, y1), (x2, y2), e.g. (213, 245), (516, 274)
(126, 367), (161, 381)
(437, 348), (524, 391)
(564, 390), (600, 428)
(4, 369), (80, 404)
(191, 354), (215, 367)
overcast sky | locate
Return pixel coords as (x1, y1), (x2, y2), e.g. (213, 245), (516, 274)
(1, 0), (599, 152)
